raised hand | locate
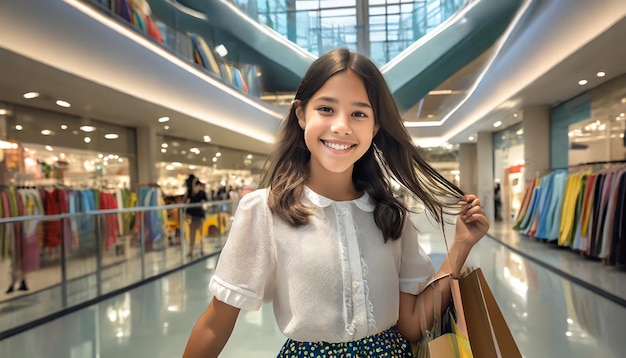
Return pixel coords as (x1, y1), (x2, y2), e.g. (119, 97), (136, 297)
(455, 194), (489, 247)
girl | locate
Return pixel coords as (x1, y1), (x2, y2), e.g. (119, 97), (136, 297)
(183, 48), (488, 357)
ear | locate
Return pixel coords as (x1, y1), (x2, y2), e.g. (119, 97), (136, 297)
(294, 100), (305, 129)
(373, 123), (380, 137)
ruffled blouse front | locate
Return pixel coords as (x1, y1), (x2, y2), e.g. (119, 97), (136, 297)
(209, 188), (434, 343)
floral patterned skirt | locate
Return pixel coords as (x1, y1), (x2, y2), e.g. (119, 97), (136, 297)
(277, 327), (414, 357)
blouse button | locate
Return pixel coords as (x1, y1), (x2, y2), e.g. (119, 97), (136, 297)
(352, 281), (359, 289)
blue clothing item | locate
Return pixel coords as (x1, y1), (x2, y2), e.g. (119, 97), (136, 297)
(277, 327), (413, 358)
(520, 186), (541, 234)
(233, 67), (243, 90)
(534, 174), (554, 239)
(544, 170), (568, 240)
(147, 189), (162, 243)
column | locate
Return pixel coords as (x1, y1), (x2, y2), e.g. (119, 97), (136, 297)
(458, 143), (477, 195)
(522, 106), (551, 182)
(356, 0), (370, 58)
(134, 126), (159, 190)
(476, 131), (494, 224)
(286, 0), (297, 43)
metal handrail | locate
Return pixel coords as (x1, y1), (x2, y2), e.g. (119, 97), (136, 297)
(0, 200), (236, 224)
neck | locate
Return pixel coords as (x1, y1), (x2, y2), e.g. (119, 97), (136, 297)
(306, 166), (360, 201)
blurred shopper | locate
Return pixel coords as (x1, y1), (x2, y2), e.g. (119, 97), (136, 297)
(184, 174), (209, 258)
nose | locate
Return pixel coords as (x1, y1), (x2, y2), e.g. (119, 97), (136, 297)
(331, 113), (351, 135)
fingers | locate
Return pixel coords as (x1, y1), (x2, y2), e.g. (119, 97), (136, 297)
(460, 195), (486, 224)
(458, 195), (479, 207)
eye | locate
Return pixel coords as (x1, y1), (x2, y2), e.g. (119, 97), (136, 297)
(317, 106), (333, 113)
(353, 111), (368, 118)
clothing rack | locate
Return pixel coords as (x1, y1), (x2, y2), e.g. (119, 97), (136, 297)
(550, 159), (626, 171)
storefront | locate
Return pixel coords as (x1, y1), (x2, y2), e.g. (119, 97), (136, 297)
(156, 135), (267, 199)
(2, 104), (135, 189)
(493, 122), (525, 222)
(565, 75), (626, 166)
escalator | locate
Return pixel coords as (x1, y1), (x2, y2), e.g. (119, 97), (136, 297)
(149, 0), (523, 111)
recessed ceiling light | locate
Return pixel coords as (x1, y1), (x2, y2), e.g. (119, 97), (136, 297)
(45, 145), (54, 151)
(56, 100), (71, 108)
(203, 135), (211, 142)
(84, 137), (92, 143)
(23, 92), (39, 99)
(215, 152), (222, 157)
(104, 133), (119, 139)
(164, 125), (170, 130)
(596, 71), (606, 77)
(0, 109), (7, 116)
(578, 79), (588, 86)
(158, 116), (170, 123)
(427, 114), (434, 118)
(41, 129), (55, 136)
(215, 44), (228, 57)
(80, 125), (96, 132)
(161, 148), (167, 153)
(468, 136), (475, 141)
(61, 124), (68, 130)
(493, 121), (503, 128)
(212, 157), (218, 162)
(189, 165), (196, 170)
(161, 143), (168, 148)
(15, 124), (23, 131)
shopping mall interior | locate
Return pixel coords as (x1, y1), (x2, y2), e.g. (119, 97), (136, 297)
(1, 0), (626, 357)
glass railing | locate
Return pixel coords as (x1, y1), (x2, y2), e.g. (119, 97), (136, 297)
(230, 0), (467, 66)
(0, 200), (235, 339)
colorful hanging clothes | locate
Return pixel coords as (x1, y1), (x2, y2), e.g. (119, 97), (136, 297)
(514, 165), (626, 263)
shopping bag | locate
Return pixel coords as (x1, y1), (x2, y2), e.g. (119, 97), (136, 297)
(412, 274), (473, 358)
(417, 268), (522, 358)
(426, 276), (473, 358)
(457, 267), (522, 358)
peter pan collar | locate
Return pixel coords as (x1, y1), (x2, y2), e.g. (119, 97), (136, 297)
(304, 186), (375, 212)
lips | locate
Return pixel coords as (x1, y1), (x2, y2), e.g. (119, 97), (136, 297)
(321, 140), (355, 151)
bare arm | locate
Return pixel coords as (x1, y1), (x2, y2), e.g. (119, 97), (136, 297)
(397, 195), (488, 342)
(183, 297), (241, 358)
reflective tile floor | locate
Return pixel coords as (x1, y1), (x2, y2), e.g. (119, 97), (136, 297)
(1, 212), (625, 357)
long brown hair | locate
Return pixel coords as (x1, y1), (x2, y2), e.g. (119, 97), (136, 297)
(261, 48), (464, 241)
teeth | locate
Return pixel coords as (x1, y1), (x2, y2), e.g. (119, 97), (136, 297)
(323, 141), (353, 151)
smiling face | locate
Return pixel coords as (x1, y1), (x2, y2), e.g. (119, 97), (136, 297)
(295, 70), (379, 181)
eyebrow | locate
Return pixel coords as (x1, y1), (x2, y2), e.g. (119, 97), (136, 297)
(314, 96), (372, 109)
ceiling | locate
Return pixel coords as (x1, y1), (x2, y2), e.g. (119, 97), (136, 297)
(0, 0), (285, 156)
(1, 0), (625, 159)
(423, 0), (626, 145)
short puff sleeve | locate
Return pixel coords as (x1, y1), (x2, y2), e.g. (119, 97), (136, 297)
(398, 216), (436, 295)
(209, 189), (275, 310)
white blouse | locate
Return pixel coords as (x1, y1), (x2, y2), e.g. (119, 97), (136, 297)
(209, 187), (435, 343)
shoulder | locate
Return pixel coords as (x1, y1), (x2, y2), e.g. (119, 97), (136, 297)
(237, 188), (269, 210)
